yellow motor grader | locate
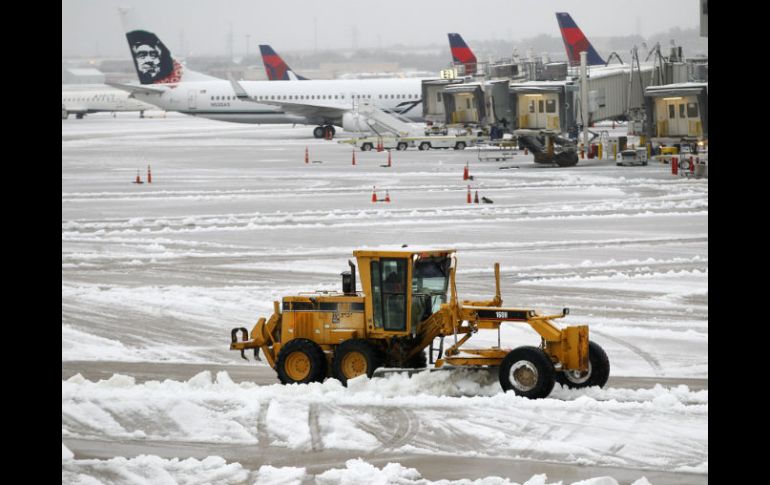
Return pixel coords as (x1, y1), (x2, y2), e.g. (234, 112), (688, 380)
(230, 249), (609, 399)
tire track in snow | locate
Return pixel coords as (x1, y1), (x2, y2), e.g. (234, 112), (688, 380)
(257, 400), (270, 447)
(332, 405), (420, 451)
(592, 330), (664, 376)
(308, 403), (324, 452)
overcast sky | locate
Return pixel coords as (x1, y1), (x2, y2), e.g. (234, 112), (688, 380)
(62, 0), (703, 58)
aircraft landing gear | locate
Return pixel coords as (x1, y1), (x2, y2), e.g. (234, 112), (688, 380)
(313, 125), (336, 139)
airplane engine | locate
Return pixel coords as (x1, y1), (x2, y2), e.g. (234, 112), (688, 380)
(342, 112), (373, 134)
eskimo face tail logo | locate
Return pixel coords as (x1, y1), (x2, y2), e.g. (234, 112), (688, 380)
(126, 30), (183, 84)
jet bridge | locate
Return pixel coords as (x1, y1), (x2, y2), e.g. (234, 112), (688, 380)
(443, 83), (486, 125)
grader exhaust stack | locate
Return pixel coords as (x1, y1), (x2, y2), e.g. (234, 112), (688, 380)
(229, 249), (609, 399)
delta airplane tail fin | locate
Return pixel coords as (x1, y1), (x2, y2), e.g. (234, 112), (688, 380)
(259, 45), (308, 80)
(118, 7), (219, 84)
(555, 12), (605, 66)
(447, 33), (477, 75)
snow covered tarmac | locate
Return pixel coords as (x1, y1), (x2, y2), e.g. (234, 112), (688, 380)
(62, 113), (707, 484)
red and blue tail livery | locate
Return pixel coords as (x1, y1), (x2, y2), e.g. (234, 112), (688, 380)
(259, 45), (308, 81)
(555, 12), (605, 66)
(447, 33), (477, 75)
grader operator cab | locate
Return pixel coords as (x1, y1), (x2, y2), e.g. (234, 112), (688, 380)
(230, 249), (609, 399)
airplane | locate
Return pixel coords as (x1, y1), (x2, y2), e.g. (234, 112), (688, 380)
(110, 8), (426, 139)
(555, 12), (606, 66)
(447, 33), (477, 75)
(259, 45), (308, 80)
(62, 84), (156, 119)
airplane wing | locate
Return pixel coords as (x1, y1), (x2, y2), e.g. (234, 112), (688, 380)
(250, 99), (347, 120)
(228, 78), (348, 120)
(106, 82), (168, 95)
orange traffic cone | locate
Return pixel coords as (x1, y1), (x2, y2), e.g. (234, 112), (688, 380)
(147, 165), (152, 184)
(466, 185), (471, 204)
(371, 186), (378, 203)
(384, 190), (391, 203)
(474, 190), (479, 204)
(305, 147), (309, 164)
(133, 170), (143, 184)
(463, 163), (469, 181)
(352, 149), (356, 166)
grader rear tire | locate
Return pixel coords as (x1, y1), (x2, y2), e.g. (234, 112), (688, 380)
(499, 346), (556, 399)
(556, 341), (610, 389)
(332, 339), (381, 386)
(276, 339), (327, 384)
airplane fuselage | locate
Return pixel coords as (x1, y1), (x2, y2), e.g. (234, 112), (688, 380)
(62, 85), (155, 118)
(133, 78), (426, 125)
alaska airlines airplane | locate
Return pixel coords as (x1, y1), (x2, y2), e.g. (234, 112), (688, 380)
(259, 45), (308, 81)
(110, 9), (425, 138)
(62, 84), (156, 119)
(555, 12), (606, 66)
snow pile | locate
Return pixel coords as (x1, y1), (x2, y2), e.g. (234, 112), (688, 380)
(62, 443), (74, 460)
(62, 371), (707, 473)
(349, 368), (501, 397)
(551, 383), (708, 405)
(254, 464), (308, 484)
(61, 454), (250, 485)
(62, 453), (653, 485)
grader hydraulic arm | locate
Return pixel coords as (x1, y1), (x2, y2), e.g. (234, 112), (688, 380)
(412, 261), (589, 373)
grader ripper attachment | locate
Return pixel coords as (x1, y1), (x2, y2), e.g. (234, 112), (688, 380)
(230, 249), (609, 399)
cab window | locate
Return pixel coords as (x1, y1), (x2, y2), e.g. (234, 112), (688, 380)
(412, 257), (450, 314)
(370, 259), (407, 331)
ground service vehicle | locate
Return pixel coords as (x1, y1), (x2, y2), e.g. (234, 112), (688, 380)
(515, 129), (579, 167)
(344, 135), (479, 152)
(230, 249), (609, 399)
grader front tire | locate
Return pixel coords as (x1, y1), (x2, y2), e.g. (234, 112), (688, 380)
(276, 339), (327, 384)
(499, 346), (556, 399)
